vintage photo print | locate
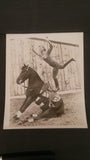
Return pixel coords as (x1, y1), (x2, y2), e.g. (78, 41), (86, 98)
(3, 33), (88, 129)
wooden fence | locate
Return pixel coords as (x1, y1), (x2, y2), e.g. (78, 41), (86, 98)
(9, 38), (81, 97)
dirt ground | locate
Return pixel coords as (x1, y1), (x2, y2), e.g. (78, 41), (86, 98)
(10, 92), (87, 128)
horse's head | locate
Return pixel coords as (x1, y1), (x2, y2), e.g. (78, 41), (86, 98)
(16, 64), (30, 84)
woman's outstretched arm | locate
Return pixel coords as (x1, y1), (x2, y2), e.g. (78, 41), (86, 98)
(32, 46), (42, 58)
(43, 39), (53, 56)
(30, 37), (53, 56)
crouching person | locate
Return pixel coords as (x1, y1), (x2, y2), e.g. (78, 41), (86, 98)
(30, 94), (64, 121)
(38, 95), (64, 119)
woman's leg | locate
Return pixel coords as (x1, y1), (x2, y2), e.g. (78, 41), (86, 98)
(52, 68), (59, 89)
(44, 56), (75, 69)
(51, 58), (75, 69)
(58, 58), (75, 69)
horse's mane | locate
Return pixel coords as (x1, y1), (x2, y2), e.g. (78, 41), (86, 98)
(21, 64), (43, 81)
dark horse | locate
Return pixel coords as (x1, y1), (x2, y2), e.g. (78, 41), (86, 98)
(13, 64), (64, 122)
(13, 64), (44, 121)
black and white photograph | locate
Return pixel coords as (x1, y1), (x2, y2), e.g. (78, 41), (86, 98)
(3, 33), (87, 129)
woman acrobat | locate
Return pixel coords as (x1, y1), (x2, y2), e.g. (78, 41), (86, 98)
(31, 38), (75, 90)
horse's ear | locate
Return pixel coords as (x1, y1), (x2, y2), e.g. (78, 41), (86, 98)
(21, 64), (26, 70)
(24, 64), (26, 67)
(26, 64), (29, 70)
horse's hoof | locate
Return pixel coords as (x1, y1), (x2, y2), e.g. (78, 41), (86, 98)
(12, 115), (19, 123)
(28, 118), (34, 123)
(32, 113), (38, 118)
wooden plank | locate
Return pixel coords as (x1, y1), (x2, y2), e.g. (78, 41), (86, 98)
(29, 37), (79, 47)
(60, 44), (66, 91)
(13, 39), (17, 96)
(63, 45), (70, 91)
(18, 40), (23, 95)
(16, 39), (21, 96)
(10, 40), (14, 96)
(71, 46), (78, 89)
(11, 39), (16, 96)
(66, 47), (71, 90)
(21, 40), (25, 95)
(75, 46), (81, 89)
(57, 44), (62, 91)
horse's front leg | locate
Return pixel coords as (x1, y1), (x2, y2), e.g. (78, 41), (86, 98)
(13, 96), (36, 122)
